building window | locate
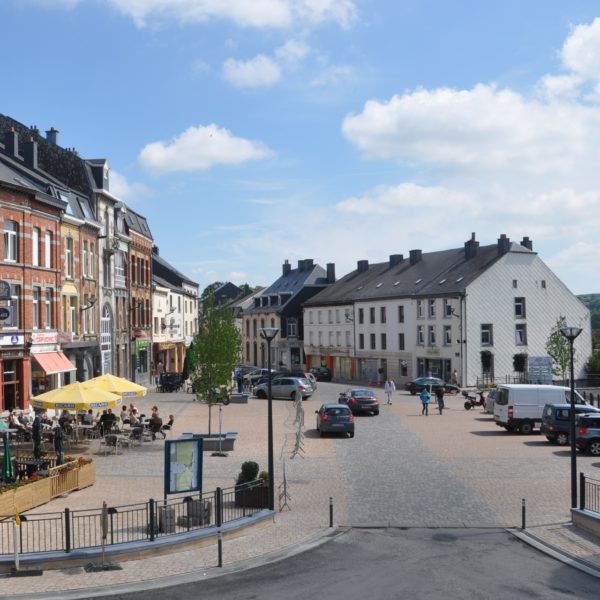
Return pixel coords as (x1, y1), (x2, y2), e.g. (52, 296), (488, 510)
(398, 305), (404, 323)
(4, 220), (18, 262)
(329, 331), (334, 347)
(359, 333), (364, 349)
(381, 333), (387, 350)
(82, 241), (88, 277)
(45, 288), (52, 328)
(399, 360), (408, 377)
(428, 325), (436, 346)
(428, 299), (435, 318)
(417, 325), (424, 345)
(514, 297), (526, 318)
(32, 227), (40, 266)
(398, 333), (405, 350)
(5, 284), (20, 327)
(336, 331), (341, 347)
(444, 325), (452, 345)
(65, 237), (74, 278)
(345, 331), (351, 347)
(44, 231), (52, 268)
(358, 308), (364, 324)
(370, 333), (376, 350)
(115, 252), (126, 287)
(287, 319), (297, 337)
(33, 287), (41, 329)
(318, 331), (323, 346)
(309, 311), (313, 325)
(380, 306), (386, 323)
(246, 320), (250, 336)
(69, 297), (78, 334)
(417, 300), (424, 318)
(318, 310), (322, 324)
(328, 309), (333, 324)
(541, 280), (546, 289)
(516, 324), (527, 345)
(443, 299), (453, 318)
(369, 307), (375, 324)
(253, 319), (257, 337)
(89, 242), (94, 278)
(336, 309), (340, 324)
(481, 324), (493, 346)
(513, 279), (518, 288)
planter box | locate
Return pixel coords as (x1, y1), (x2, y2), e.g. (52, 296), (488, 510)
(234, 484), (269, 509)
(182, 432), (237, 452)
(77, 462), (96, 489)
(230, 393), (249, 404)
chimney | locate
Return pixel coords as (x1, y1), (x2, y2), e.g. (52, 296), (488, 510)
(304, 258), (314, 270)
(520, 236), (533, 250)
(297, 259), (305, 272)
(464, 232), (479, 260)
(409, 249), (422, 265)
(152, 245), (159, 255)
(282, 259), (291, 276)
(23, 136), (38, 169)
(389, 254), (403, 267)
(4, 127), (18, 157)
(497, 234), (511, 255)
(326, 263), (336, 284)
(45, 127), (59, 145)
(357, 259), (369, 273)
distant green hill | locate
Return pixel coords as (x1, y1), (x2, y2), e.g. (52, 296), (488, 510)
(579, 294), (600, 329)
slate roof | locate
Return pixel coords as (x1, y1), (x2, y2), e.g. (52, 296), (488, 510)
(125, 208), (153, 240)
(304, 241), (534, 306)
(152, 249), (198, 291)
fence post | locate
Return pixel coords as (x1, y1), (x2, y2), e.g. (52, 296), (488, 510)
(149, 498), (156, 542)
(580, 472), (586, 510)
(216, 487), (222, 527)
(521, 498), (526, 530)
(329, 497), (334, 528)
(64, 508), (71, 553)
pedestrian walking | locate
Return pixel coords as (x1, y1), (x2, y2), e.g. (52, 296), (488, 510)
(384, 379), (396, 405)
(420, 388), (430, 416)
(435, 386), (445, 415)
(451, 369), (459, 386)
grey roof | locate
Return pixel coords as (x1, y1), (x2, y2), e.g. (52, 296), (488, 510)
(153, 274), (178, 292)
(304, 242), (534, 306)
(152, 250), (199, 290)
(125, 208), (153, 240)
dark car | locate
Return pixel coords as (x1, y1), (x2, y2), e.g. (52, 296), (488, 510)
(541, 403), (600, 445)
(339, 389), (379, 415)
(405, 377), (460, 395)
(315, 403), (354, 437)
(576, 413), (600, 456)
(310, 366), (332, 382)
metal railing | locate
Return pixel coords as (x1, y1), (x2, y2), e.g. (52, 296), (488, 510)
(0, 479), (268, 557)
(580, 473), (600, 514)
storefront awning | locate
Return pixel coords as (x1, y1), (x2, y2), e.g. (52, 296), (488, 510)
(33, 352), (77, 375)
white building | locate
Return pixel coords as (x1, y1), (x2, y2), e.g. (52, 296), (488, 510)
(303, 234), (591, 388)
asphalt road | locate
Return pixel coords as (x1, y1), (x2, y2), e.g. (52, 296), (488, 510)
(103, 528), (599, 600)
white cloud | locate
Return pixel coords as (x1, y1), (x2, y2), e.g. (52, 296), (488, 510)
(275, 39), (310, 65)
(138, 124), (273, 173)
(223, 54), (282, 88)
(310, 64), (354, 86)
(561, 18), (600, 80)
(109, 170), (149, 202)
(106, 0), (356, 29)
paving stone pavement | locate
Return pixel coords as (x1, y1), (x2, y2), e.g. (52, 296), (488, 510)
(1, 384), (599, 597)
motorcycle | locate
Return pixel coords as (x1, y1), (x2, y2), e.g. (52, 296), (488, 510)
(462, 389), (486, 410)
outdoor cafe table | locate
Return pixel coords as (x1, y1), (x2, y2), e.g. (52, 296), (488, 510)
(72, 424), (95, 442)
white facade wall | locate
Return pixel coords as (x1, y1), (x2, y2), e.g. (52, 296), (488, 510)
(464, 251), (591, 386)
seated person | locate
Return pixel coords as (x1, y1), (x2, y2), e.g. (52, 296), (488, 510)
(159, 414), (175, 438)
(58, 409), (73, 434)
(8, 410), (32, 440)
(120, 405), (130, 424)
(148, 412), (163, 440)
(129, 409), (141, 426)
(99, 410), (113, 435)
(82, 409), (94, 425)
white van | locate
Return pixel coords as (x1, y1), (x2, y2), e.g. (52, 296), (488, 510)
(493, 384), (586, 434)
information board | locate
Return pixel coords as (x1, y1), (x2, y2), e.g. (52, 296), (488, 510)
(164, 437), (203, 497)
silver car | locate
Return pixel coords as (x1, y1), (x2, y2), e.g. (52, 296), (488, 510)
(254, 377), (313, 401)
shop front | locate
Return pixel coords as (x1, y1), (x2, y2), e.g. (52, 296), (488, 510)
(134, 339), (151, 387)
(30, 332), (77, 396)
(0, 333), (30, 410)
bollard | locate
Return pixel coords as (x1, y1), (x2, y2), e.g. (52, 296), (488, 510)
(329, 497), (333, 528)
(521, 498), (526, 530)
(217, 529), (223, 568)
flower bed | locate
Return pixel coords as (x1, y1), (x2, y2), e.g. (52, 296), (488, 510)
(0, 457), (95, 517)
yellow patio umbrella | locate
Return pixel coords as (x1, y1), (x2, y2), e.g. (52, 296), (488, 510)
(83, 374), (147, 398)
(31, 382), (121, 411)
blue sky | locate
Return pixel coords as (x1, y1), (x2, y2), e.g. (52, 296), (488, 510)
(2, 0), (600, 294)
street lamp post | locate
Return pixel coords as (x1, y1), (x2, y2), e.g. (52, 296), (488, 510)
(560, 325), (582, 509)
(260, 326), (279, 511)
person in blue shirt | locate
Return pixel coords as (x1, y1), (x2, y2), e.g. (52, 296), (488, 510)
(420, 388), (430, 416)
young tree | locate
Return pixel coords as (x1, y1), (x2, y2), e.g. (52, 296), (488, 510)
(187, 291), (241, 434)
(545, 316), (571, 382)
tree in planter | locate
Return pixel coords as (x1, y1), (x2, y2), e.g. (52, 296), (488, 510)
(545, 316), (571, 382)
(187, 291), (241, 435)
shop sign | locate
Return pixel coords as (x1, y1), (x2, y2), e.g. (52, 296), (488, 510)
(159, 342), (176, 350)
(0, 334), (23, 346)
(31, 331), (58, 344)
(0, 307), (10, 321)
(133, 328), (144, 338)
(58, 331), (73, 344)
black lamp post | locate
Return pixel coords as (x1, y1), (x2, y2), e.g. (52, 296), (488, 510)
(560, 325), (582, 509)
(260, 326), (279, 511)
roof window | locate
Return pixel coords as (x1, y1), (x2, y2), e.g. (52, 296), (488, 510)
(393, 281), (400, 286)
(415, 278), (422, 284)
(439, 278), (447, 284)
(456, 276), (464, 282)
(376, 283), (383, 288)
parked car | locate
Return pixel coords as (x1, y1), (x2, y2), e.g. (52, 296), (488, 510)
(404, 377), (460, 395)
(576, 413), (600, 456)
(494, 384), (587, 434)
(310, 366), (332, 382)
(254, 377), (313, 401)
(244, 368), (277, 386)
(339, 389), (379, 415)
(276, 370), (318, 390)
(541, 403), (600, 445)
(315, 403), (354, 438)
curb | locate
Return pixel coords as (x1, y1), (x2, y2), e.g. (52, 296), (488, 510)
(3, 527), (348, 600)
(509, 528), (600, 580)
